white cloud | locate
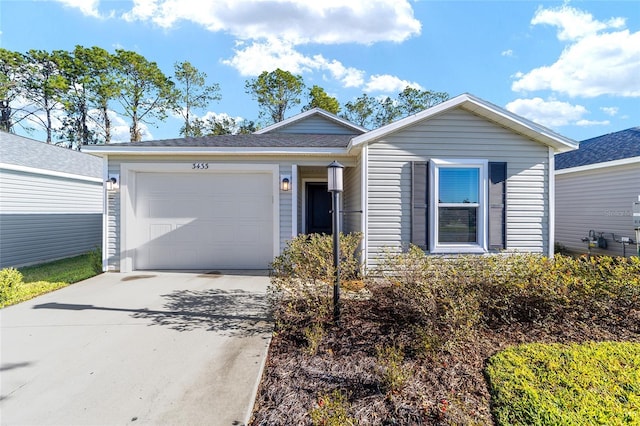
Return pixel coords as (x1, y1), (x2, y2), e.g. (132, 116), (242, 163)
(600, 106), (619, 117)
(501, 49), (514, 57)
(505, 97), (588, 128)
(121, 0), (421, 45)
(221, 39), (319, 76)
(363, 74), (422, 93)
(512, 6), (640, 98)
(532, 5), (625, 41)
(575, 119), (610, 126)
(222, 39), (369, 89)
(54, 0), (104, 18)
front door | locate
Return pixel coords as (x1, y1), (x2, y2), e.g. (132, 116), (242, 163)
(306, 183), (332, 234)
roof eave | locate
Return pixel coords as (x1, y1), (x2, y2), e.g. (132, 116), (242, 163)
(82, 146), (351, 156)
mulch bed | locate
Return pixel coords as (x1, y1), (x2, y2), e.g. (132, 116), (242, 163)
(250, 288), (640, 425)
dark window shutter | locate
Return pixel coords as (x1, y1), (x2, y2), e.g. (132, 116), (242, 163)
(488, 162), (507, 250)
(411, 161), (429, 250)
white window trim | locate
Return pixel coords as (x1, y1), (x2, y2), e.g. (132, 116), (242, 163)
(429, 159), (488, 254)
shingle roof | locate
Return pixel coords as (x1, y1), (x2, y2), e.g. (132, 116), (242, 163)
(0, 131), (102, 178)
(555, 127), (640, 170)
(109, 133), (353, 148)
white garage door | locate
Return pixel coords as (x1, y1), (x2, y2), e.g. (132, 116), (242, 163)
(133, 172), (274, 270)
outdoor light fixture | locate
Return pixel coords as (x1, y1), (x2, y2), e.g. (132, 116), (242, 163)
(327, 161), (344, 325)
(105, 174), (119, 191)
(280, 175), (291, 191)
(327, 161), (344, 193)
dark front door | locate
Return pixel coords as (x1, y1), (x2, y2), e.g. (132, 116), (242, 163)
(306, 183), (332, 234)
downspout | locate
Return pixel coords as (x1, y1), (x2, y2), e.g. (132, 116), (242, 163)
(102, 155), (109, 272)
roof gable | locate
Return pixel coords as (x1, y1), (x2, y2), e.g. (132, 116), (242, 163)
(255, 108), (367, 135)
(555, 127), (640, 170)
(349, 93), (578, 153)
(0, 131), (102, 178)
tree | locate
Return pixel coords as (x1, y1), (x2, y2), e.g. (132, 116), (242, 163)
(302, 85), (340, 114)
(245, 69), (305, 124)
(20, 49), (67, 143)
(341, 93), (378, 128)
(189, 115), (256, 136)
(396, 87), (449, 116)
(83, 46), (120, 144)
(114, 49), (177, 142)
(0, 49), (25, 132)
(374, 96), (402, 128)
(173, 61), (221, 137)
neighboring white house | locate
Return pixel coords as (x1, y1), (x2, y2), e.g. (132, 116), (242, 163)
(555, 127), (640, 257)
(0, 132), (103, 268)
(83, 94), (578, 272)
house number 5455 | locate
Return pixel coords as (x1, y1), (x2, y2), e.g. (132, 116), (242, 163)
(192, 163), (209, 169)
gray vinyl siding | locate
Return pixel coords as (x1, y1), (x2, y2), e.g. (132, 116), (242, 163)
(366, 108), (551, 265)
(279, 164), (293, 251)
(104, 156), (353, 271)
(270, 116), (360, 135)
(555, 162), (640, 257)
(0, 168), (102, 268)
(343, 155), (362, 234)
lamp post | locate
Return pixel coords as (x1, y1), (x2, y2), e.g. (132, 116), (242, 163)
(327, 161), (344, 325)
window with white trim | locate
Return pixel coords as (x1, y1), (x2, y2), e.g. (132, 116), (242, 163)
(430, 159), (487, 253)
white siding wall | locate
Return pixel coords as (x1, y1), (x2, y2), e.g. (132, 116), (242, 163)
(0, 168), (102, 267)
(366, 108), (551, 265)
(556, 162), (640, 257)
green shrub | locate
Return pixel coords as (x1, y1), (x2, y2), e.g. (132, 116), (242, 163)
(486, 341), (640, 425)
(376, 344), (409, 393)
(375, 247), (482, 349)
(0, 268), (24, 304)
(309, 389), (356, 426)
(88, 246), (103, 274)
(268, 233), (363, 330)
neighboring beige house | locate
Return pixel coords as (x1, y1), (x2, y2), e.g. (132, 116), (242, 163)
(84, 94), (577, 272)
(555, 127), (640, 257)
(0, 132), (103, 268)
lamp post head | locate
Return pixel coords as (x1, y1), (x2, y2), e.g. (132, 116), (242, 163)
(327, 161), (344, 193)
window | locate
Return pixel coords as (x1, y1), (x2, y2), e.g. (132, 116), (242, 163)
(431, 159), (487, 253)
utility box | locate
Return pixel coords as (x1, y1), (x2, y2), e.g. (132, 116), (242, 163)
(634, 200), (640, 229)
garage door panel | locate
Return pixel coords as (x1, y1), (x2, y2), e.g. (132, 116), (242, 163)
(134, 171), (274, 270)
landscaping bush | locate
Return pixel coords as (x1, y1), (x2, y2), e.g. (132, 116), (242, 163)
(373, 250), (640, 350)
(0, 268), (24, 305)
(486, 341), (640, 425)
(268, 232), (363, 331)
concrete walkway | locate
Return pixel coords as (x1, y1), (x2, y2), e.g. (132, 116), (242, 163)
(0, 271), (272, 426)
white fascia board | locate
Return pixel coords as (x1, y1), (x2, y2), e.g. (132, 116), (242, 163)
(254, 108), (368, 134)
(555, 156), (640, 175)
(0, 162), (103, 183)
(348, 93), (579, 153)
(82, 146), (351, 156)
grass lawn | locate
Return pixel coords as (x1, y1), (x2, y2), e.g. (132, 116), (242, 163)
(1, 253), (101, 308)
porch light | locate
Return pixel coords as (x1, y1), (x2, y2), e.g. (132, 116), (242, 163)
(105, 175), (119, 191)
(327, 161), (344, 193)
(280, 175), (291, 191)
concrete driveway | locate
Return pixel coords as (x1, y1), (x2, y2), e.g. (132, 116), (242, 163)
(0, 271), (272, 426)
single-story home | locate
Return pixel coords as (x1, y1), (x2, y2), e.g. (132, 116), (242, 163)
(84, 93), (578, 272)
(0, 132), (103, 268)
(555, 127), (640, 257)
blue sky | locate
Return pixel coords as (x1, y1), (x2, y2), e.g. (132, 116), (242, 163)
(1, 0), (638, 143)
